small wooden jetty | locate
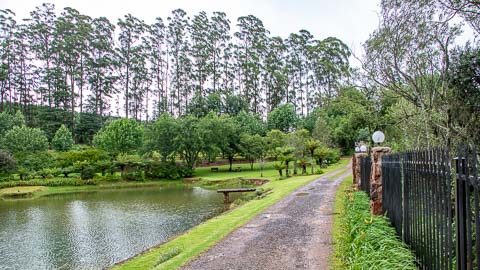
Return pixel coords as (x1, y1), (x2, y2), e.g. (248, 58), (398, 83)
(217, 188), (256, 203)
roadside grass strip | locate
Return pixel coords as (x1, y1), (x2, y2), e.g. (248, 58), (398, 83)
(332, 177), (417, 270)
(113, 159), (349, 270)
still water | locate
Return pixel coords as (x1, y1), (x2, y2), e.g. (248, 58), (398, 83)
(0, 186), (228, 270)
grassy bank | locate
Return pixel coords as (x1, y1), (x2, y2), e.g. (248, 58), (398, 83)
(112, 158), (349, 270)
(331, 176), (417, 269)
(0, 180), (182, 200)
(0, 160), (331, 200)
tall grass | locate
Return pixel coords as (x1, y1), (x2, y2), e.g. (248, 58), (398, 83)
(334, 187), (418, 269)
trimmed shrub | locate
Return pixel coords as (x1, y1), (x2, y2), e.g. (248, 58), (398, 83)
(144, 161), (193, 180)
(80, 165), (96, 180)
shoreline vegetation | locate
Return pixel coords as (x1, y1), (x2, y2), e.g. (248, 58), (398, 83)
(111, 159), (349, 270)
(0, 160), (335, 201)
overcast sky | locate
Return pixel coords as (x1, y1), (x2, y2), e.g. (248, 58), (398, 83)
(2, 0), (381, 58)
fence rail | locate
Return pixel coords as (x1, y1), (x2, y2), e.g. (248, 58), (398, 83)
(360, 156), (371, 197)
(360, 146), (480, 270)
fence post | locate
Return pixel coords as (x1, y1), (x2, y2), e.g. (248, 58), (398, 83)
(352, 153), (367, 190)
(455, 157), (467, 270)
(370, 146), (391, 215)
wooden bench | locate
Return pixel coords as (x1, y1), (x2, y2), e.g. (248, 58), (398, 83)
(235, 167), (242, 172)
(211, 167), (219, 172)
(217, 188), (256, 203)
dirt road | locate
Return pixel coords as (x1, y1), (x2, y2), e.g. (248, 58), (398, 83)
(181, 165), (351, 270)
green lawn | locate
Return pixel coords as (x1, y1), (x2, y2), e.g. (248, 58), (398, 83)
(113, 158), (349, 270)
(193, 160), (323, 181)
(330, 175), (352, 269)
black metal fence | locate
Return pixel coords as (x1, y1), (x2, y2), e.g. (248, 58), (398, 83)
(360, 146), (480, 270)
(360, 156), (371, 197)
(382, 153), (402, 238)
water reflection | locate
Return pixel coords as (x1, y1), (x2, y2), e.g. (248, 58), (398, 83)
(0, 186), (227, 270)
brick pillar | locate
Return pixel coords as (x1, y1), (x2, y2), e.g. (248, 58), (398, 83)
(352, 153), (367, 190)
(370, 146), (391, 215)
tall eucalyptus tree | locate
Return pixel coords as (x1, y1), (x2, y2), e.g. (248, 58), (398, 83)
(85, 17), (116, 116)
(209, 12), (231, 94)
(25, 3), (56, 108)
(0, 9), (17, 110)
(167, 9), (191, 116)
(116, 14), (147, 119)
(148, 17), (169, 117)
(234, 15), (269, 114)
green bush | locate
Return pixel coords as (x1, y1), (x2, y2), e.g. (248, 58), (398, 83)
(144, 161), (193, 180)
(61, 166), (76, 178)
(80, 165), (96, 180)
(38, 167), (62, 179)
(94, 160), (112, 176)
(1, 126), (49, 154)
(0, 177), (94, 188)
(325, 148), (341, 164)
(336, 191), (417, 269)
(0, 150), (16, 177)
(15, 151), (55, 172)
(17, 167), (34, 180)
(95, 174), (121, 182)
(124, 170), (144, 181)
(55, 149), (110, 168)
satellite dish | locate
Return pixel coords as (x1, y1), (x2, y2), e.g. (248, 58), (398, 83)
(355, 146), (360, 152)
(360, 145), (367, 152)
(372, 131), (385, 144)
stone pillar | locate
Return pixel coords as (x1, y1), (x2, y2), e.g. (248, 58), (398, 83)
(352, 153), (367, 190)
(370, 146), (391, 215)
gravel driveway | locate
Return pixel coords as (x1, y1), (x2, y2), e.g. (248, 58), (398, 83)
(181, 164), (351, 270)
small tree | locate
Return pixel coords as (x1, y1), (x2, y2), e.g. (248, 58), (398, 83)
(0, 150), (16, 177)
(314, 147), (329, 168)
(93, 118), (144, 155)
(273, 161), (286, 177)
(277, 147), (295, 177)
(1, 126), (49, 154)
(175, 115), (204, 170)
(144, 113), (178, 161)
(306, 139), (320, 174)
(267, 104), (297, 132)
(265, 129), (286, 159)
(52, 124), (74, 152)
(239, 134), (265, 171)
(0, 111), (25, 136)
(288, 129), (309, 175)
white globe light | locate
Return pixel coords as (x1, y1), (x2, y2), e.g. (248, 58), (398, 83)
(355, 146), (360, 152)
(360, 145), (367, 152)
(372, 131), (385, 143)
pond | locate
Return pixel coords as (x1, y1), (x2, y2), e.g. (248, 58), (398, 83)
(0, 186), (230, 270)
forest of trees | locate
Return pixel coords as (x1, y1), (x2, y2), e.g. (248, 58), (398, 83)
(1, 0), (479, 155)
(0, 4), (351, 123)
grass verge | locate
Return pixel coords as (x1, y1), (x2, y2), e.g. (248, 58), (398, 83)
(0, 181), (182, 200)
(112, 158), (349, 270)
(331, 176), (417, 269)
